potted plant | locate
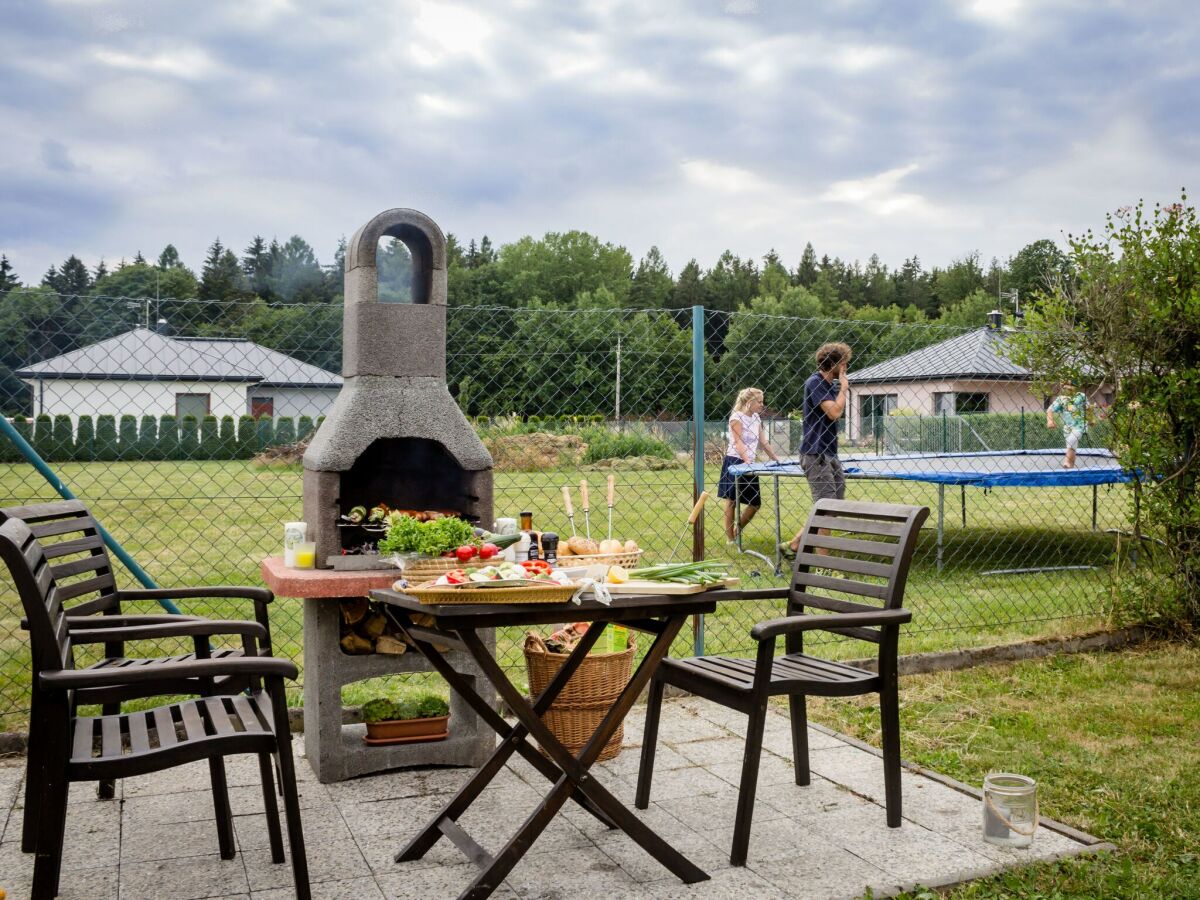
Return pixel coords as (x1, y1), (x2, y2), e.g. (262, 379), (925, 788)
(361, 689), (451, 746)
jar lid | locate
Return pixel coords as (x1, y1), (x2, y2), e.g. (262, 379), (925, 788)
(984, 773), (1036, 794)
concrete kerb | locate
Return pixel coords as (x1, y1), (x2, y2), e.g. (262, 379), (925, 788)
(0, 625), (1154, 756)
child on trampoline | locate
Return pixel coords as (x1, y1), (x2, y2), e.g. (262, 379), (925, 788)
(718, 387), (781, 541)
(1046, 382), (1090, 468)
(779, 342), (851, 561)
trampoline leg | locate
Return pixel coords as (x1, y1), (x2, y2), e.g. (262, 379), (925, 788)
(937, 484), (944, 572)
(961, 485), (966, 528)
(773, 474), (782, 574)
(735, 478), (743, 550)
(1092, 484), (1098, 532)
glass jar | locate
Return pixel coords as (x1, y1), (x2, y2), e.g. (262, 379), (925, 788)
(982, 773), (1038, 847)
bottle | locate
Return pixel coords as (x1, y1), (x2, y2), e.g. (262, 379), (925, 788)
(541, 532), (559, 567)
(609, 623), (629, 653)
(519, 511), (533, 532)
(526, 531), (540, 561)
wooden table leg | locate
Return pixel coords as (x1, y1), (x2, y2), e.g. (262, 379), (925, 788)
(455, 615), (709, 897)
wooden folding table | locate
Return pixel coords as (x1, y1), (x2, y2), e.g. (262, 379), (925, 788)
(370, 587), (722, 899)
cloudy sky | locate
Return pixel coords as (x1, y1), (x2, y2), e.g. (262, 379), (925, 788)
(3, 0), (1198, 282)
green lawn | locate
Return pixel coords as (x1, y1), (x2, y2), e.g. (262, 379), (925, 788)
(806, 641), (1200, 898)
(0, 459), (1134, 729)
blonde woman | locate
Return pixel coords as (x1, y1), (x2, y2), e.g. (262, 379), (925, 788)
(718, 387), (780, 541)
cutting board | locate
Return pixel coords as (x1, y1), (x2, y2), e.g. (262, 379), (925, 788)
(604, 577), (740, 595)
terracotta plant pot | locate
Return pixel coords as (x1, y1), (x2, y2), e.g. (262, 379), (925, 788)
(362, 714), (450, 746)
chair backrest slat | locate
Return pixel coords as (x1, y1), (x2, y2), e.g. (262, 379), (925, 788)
(787, 499), (929, 634)
(0, 501), (120, 618)
(0, 518), (74, 672)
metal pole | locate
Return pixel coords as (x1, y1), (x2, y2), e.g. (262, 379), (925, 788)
(0, 414), (180, 613)
(942, 410), (948, 453)
(937, 484), (945, 572)
(614, 333), (621, 426)
(691, 305), (706, 656)
(1092, 484), (1098, 532)
(1020, 407), (1026, 450)
(961, 484), (966, 528)
(773, 473), (782, 574)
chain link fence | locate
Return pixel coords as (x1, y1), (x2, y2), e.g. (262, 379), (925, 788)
(0, 292), (1132, 729)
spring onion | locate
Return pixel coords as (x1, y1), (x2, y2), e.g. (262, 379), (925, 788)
(627, 561), (730, 585)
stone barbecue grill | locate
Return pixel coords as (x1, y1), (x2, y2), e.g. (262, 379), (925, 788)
(302, 208), (493, 568)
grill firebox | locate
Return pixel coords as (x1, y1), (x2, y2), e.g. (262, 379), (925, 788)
(302, 209), (493, 567)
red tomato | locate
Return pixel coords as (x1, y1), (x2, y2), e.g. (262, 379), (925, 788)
(478, 543), (500, 560)
(455, 545), (478, 563)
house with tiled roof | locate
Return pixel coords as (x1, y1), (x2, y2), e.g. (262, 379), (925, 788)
(17, 326), (341, 423)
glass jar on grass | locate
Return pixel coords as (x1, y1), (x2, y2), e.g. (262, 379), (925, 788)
(982, 773), (1038, 848)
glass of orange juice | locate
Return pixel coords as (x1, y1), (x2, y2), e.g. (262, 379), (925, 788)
(294, 542), (317, 569)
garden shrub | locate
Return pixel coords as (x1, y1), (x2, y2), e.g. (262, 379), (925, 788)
(52, 415), (73, 461)
(138, 415), (157, 459)
(580, 426), (674, 463)
(274, 416), (295, 446)
(256, 416), (274, 452)
(74, 415), (94, 460)
(201, 415), (219, 457)
(218, 416), (236, 460)
(32, 414), (53, 459)
(297, 415), (315, 441)
(237, 415), (256, 458)
(96, 414), (118, 461)
(118, 415), (138, 460)
(157, 414), (179, 459)
(180, 414), (200, 459)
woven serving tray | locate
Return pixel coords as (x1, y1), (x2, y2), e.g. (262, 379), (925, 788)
(404, 580), (581, 605)
(555, 549), (643, 568)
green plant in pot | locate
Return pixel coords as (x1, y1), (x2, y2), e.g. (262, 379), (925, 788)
(361, 689), (451, 746)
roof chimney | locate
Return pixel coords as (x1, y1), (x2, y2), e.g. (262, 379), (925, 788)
(154, 318), (172, 336)
(987, 309), (1003, 330)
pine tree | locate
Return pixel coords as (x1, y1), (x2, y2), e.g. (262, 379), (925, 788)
(628, 246), (674, 308)
(199, 239), (247, 302)
(671, 259), (706, 310)
(0, 255), (18, 292)
(478, 236), (496, 265)
(465, 239), (479, 269)
(794, 242), (819, 287)
(92, 259), (109, 282)
(242, 236), (273, 299)
(157, 244), (183, 269)
(133, 250), (147, 265)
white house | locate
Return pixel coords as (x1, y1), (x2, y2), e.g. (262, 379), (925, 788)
(18, 327), (342, 423)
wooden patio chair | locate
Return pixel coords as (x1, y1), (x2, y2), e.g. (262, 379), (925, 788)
(0, 516), (310, 900)
(635, 499), (929, 866)
(0, 499), (277, 851)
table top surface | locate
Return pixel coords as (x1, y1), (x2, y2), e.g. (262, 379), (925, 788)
(260, 556), (400, 599)
(370, 587), (724, 628)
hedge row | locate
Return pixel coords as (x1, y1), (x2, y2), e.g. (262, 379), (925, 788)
(0, 414), (321, 463)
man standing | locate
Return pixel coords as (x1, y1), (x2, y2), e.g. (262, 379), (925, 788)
(1047, 383), (1089, 468)
(779, 342), (851, 560)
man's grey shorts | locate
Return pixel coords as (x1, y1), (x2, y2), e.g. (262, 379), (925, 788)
(801, 453), (846, 502)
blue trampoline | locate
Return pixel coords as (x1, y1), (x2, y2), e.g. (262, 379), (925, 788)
(728, 449), (1136, 572)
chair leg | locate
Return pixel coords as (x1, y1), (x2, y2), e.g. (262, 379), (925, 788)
(880, 687), (902, 828)
(788, 693), (810, 786)
(731, 701), (767, 867)
(31, 769), (69, 899)
(22, 708), (45, 853)
(258, 752), (285, 864)
(634, 677), (665, 810)
(97, 703), (120, 800)
(268, 683), (310, 900)
(208, 757), (236, 860)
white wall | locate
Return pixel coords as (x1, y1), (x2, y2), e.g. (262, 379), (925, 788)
(246, 387), (339, 421)
(848, 380), (1047, 442)
(25, 379), (250, 421)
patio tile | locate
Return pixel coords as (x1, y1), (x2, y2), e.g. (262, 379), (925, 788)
(671, 737), (748, 767)
(640, 865), (792, 899)
(654, 783), (788, 830)
(750, 846), (900, 900)
(337, 793), (449, 838)
(0, 865), (122, 900)
(325, 766), (472, 806)
(234, 804), (353, 852)
(375, 863), (519, 898)
(595, 743), (692, 780)
(242, 842), (371, 893)
(121, 816), (226, 863)
(658, 713), (735, 744)
(592, 809), (733, 883)
(505, 845), (639, 898)
(119, 853), (250, 900)
(708, 749), (802, 788)
(252, 875), (384, 899)
(615, 764), (732, 804)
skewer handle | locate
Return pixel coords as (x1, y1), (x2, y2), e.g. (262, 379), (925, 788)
(580, 478), (590, 511)
(606, 474), (615, 507)
(562, 485), (574, 518)
(688, 491), (710, 525)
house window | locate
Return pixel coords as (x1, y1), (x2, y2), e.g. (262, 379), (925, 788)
(250, 396), (274, 419)
(175, 393), (210, 420)
(859, 394), (897, 437)
(933, 392), (989, 415)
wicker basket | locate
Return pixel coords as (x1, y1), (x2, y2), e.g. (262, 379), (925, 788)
(404, 580), (579, 605)
(397, 556), (490, 580)
(523, 630), (637, 761)
(555, 548), (643, 568)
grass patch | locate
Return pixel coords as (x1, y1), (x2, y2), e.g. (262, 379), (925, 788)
(0, 459), (1134, 729)
(804, 641), (1200, 898)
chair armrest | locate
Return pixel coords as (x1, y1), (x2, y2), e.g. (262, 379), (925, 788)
(118, 586), (273, 604)
(64, 614), (205, 629)
(750, 608), (912, 642)
(735, 587), (790, 601)
(69, 619), (268, 645)
(39, 656), (298, 691)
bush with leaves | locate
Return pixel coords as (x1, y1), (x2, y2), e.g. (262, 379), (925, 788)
(361, 689), (450, 722)
(1009, 193), (1200, 627)
(74, 415), (94, 460)
(96, 414), (118, 461)
(180, 414), (200, 459)
(52, 415), (73, 460)
(580, 426), (674, 462)
(157, 414), (179, 459)
(138, 415), (157, 459)
(119, 414), (138, 460)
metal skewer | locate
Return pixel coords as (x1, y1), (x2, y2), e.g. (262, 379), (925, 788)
(606, 474), (615, 541)
(580, 478), (592, 541)
(562, 485), (577, 537)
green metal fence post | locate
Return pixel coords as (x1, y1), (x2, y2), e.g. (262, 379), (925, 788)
(0, 415), (180, 614)
(1021, 407), (1026, 449)
(691, 305), (706, 656)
